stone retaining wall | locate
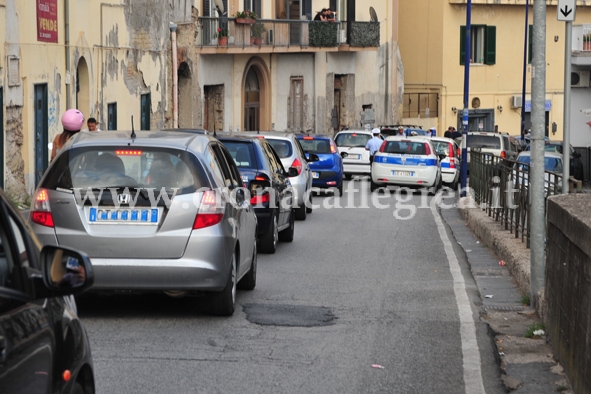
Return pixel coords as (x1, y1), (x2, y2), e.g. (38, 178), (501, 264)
(546, 194), (591, 394)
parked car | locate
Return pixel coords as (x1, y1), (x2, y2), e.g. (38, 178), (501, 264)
(464, 132), (520, 163)
(512, 151), (563, 192)
(335, 129), (383, 179)
(370, 135), (443, 194)
(31, 130), (258, 316)
(0, 187), (96, 393)
(242, 132), (317, 220)
(295, 134), (344, 195)
(217, 134), (295, 254)
(430, 136), (461, 189)
(525, 140), (584, 181)
(512, 133), (549, 151)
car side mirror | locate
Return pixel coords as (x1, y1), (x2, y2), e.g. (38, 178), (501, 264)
(42, 245), (94, 295)
(288, 167), (299, 177)
(438, 154), (447, 161)
(574, 152), (581, 158)
(307, 153), (320, 162)
(340, 152), (348, 159)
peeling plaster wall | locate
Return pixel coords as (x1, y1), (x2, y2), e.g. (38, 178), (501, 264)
(275, 55), (315, 133)
(200, 55), (234, 131)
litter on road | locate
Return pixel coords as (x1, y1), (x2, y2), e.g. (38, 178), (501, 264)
(371, 364), (385, 369)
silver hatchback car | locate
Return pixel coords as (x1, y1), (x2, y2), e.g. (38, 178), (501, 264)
(30, 130), (258, 316)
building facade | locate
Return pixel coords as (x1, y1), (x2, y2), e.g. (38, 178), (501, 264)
(399, 0), (591, 146)
(0, 0), (403, 204)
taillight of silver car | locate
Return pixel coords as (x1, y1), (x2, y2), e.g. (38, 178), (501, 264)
(30, 188), (55, 227)
(193, 190), (225, 229)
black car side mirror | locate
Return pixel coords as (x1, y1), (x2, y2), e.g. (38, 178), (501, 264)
(288, 167), (299, 177)
(42, 245), (94, 295)
(307, 153), (320, 162)
(574, 151), (582, 159)
(340, 152), (348, 159)
(438, 154), (447, 161)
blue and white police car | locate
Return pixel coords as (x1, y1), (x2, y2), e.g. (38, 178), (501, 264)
(370, 136), (442, 194)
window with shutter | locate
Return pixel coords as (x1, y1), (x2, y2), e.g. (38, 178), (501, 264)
(459, 25), (495, 65)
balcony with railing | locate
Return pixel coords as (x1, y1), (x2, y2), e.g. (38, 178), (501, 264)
(572, 24), (591, 65)
(197, 17), (380, 53)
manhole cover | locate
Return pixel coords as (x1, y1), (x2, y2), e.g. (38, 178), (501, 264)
(243, 303), (336, 327)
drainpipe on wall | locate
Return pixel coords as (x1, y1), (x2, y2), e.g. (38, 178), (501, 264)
(65, 0), (71, 109)
(170, 22), (178, 128)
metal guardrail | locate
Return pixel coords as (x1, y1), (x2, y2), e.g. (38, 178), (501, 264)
(469, 150), (562, 248)
(198, 18), (380, 48)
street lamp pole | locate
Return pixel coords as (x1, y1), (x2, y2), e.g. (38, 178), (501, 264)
(530, 0), (547, 309)
(521, 0), (530, 140)
(460, 0), (472, 196)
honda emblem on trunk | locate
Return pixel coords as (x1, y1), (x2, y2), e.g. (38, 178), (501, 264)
(117, 194), (131, 204)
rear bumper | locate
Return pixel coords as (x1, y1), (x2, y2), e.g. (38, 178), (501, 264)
(343, 162), (371, 175)
(89, 258), (229, 291)
(371, 163), (438, 187)
(442, 170), (459, 184)
(310, 168), (343, 188)
(73, 228), (233, 292)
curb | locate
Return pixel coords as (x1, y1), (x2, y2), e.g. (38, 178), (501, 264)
(439, 198), (573, 393)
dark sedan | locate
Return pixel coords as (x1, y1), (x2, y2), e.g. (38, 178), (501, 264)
(0, 187), (95, 394)
(218, 135), (295, 254)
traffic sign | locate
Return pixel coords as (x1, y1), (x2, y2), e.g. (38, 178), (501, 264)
(557, 0), (576, 22)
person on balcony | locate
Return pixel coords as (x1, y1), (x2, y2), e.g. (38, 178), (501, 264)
(314, 8), (327, 21)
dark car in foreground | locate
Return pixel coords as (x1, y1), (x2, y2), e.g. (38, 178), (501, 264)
(31, 131), (257, 316)
(0, 188), (95, 394)
(296, 134), (344, 195)
(218, 135), (295, 254)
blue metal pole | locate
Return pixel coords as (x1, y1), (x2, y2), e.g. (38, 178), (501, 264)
(521, 0), (530, 140)
(460, 0), (472, 196)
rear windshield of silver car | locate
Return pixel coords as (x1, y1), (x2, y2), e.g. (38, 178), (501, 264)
(298, 139), (331, 154)
(383, 141), (429, 155)
(467, 135), (501, 149)
(223, 141), (258, 169)
(265, 139), (293, 158)
(335, 133), (371, 147)
(41, 147), (208, 194)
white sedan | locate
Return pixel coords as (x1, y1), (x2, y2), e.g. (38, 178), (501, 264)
(370, 136), (442, 194)
(335, 130), (382, 179)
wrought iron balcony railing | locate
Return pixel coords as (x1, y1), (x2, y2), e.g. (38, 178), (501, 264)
(198, 17), (379, 49)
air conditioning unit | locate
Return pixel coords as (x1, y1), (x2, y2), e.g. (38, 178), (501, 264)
(511, 95), (523, 109)
(572, 71), (590, 88)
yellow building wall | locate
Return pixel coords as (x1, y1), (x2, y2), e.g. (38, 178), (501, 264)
(401, 1), (591, 138)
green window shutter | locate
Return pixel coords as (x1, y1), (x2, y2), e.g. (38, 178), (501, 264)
(460, 26), (466, 65)
(485, 25), (496, 65)
(528, 25), (533, 64)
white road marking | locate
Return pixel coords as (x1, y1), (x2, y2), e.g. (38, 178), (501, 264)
(430, 203), (486, 394)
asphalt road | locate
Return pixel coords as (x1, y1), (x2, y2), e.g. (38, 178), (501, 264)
(78, 180), (506, 394)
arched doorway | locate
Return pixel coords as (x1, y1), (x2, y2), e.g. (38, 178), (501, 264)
(76, 57), (90, 119)
(242, 58), (270, 131)
(244, 68), (260, 131)
(178, 62), (192, 128)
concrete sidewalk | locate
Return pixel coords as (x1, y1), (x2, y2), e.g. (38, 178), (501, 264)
(440, 201), (573, 393)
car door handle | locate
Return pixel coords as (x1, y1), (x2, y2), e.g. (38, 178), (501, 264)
(0, 336), (7, 364)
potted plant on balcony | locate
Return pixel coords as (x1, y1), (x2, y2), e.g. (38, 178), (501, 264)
(216, 27), (229, 46)
(234, 10), (257, 24)
(251, 23), (266, 46)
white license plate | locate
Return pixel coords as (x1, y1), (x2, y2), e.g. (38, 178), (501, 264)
(313, 172), (319, 179)
(348, 154), (360, 159)
(392, 171), (414, 176)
